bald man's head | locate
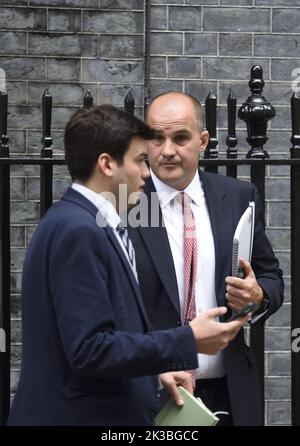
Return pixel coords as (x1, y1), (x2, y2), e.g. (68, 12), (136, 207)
(145, 91), (209, 190)
(146, 92), (204, 132)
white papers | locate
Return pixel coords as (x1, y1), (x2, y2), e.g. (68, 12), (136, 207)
(232, 202), (255, 277)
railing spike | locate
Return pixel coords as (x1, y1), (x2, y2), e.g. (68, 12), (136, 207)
(83, 90), (93, 108)
(124, 90), (135, 116)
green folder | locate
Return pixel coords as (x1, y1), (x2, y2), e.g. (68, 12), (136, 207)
(155, 386), (219, 426)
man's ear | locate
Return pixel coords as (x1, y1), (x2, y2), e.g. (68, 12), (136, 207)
(97, 153), (115, 178)
(199, 130), (209, 153)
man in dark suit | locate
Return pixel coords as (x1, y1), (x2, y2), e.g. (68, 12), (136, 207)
(8, 104), (247, 426)
(129, 92), (284, 426)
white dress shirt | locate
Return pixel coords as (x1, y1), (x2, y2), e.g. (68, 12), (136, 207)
(71, 183), (138, 281)
(151, 170), (226, 379)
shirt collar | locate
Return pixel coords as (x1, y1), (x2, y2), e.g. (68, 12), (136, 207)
(150, 169), (203, 208)
(71, 183), (121, 229)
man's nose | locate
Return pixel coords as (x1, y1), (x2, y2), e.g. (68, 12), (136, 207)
(161, 139), (176, 158)
(142, 161), (150, 179)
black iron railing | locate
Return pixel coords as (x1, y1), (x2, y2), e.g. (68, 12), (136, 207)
(0, 66), (300, 426)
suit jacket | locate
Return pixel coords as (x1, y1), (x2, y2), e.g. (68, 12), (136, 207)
(8, 187), (198, 426)
(129, 170), (284, 426)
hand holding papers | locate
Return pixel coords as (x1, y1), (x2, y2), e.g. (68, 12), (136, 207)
(155, 386), (220, 426)
(232, 202), (255, 279)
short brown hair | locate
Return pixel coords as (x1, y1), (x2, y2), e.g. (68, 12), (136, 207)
(64, 104), (155, 181)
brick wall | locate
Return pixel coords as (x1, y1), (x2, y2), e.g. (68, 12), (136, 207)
(1, 0), (295, 425)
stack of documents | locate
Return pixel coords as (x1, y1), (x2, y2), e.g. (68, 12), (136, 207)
(232, 202), (255, 277)
(155, 387), (219, 426)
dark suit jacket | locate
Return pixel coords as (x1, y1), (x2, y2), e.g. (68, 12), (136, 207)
(129, 171), (284, 426)
(8, 187), (198, 426)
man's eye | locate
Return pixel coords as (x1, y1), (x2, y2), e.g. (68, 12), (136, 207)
(175, 135), (187, 143)
(137, 155), (147, 163)
(154, 134), (164, 142)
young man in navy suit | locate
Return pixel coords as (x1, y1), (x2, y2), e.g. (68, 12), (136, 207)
(129, 92), (284, 426)
(8, 104), (247, 426)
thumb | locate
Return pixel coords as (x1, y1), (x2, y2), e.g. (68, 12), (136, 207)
(239, 258), (254, 277)
(168, 384), (184, 407)
(206, 306), (228, 319)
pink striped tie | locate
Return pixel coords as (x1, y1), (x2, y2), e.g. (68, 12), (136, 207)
(181, 192), (198, 389)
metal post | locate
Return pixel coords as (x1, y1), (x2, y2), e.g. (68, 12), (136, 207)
(124, 90), (135, 116)
(290, 92), (300, 426)
(0, 90), (10, 425)
(204, 91), (218, 174)
(83, 90), (93, 108)
(238, 65), (276, 425)
(238, 65), (275, 160)
(40, 89), (53, 217)
(226, 90), (238, 178)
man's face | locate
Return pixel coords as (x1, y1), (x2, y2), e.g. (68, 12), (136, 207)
(147, 94), (208, 190)
(112, 136), (150, 206)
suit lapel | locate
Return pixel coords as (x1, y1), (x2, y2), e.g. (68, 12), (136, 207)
(106, 227), (152, 330)
(138, 179), (181, 316)
(200, 171), (233, 306)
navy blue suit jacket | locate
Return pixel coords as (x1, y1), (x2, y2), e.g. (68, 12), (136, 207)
(129, 171), (284, 426)
(8, 188), (198, 426)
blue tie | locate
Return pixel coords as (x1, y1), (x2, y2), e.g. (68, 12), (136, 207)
(116, 225), (136, 271)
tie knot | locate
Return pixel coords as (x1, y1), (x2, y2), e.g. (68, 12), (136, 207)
(116, 225), (129, 248)
(180, 192), (192, 210)
(116, 224), (126, 236)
